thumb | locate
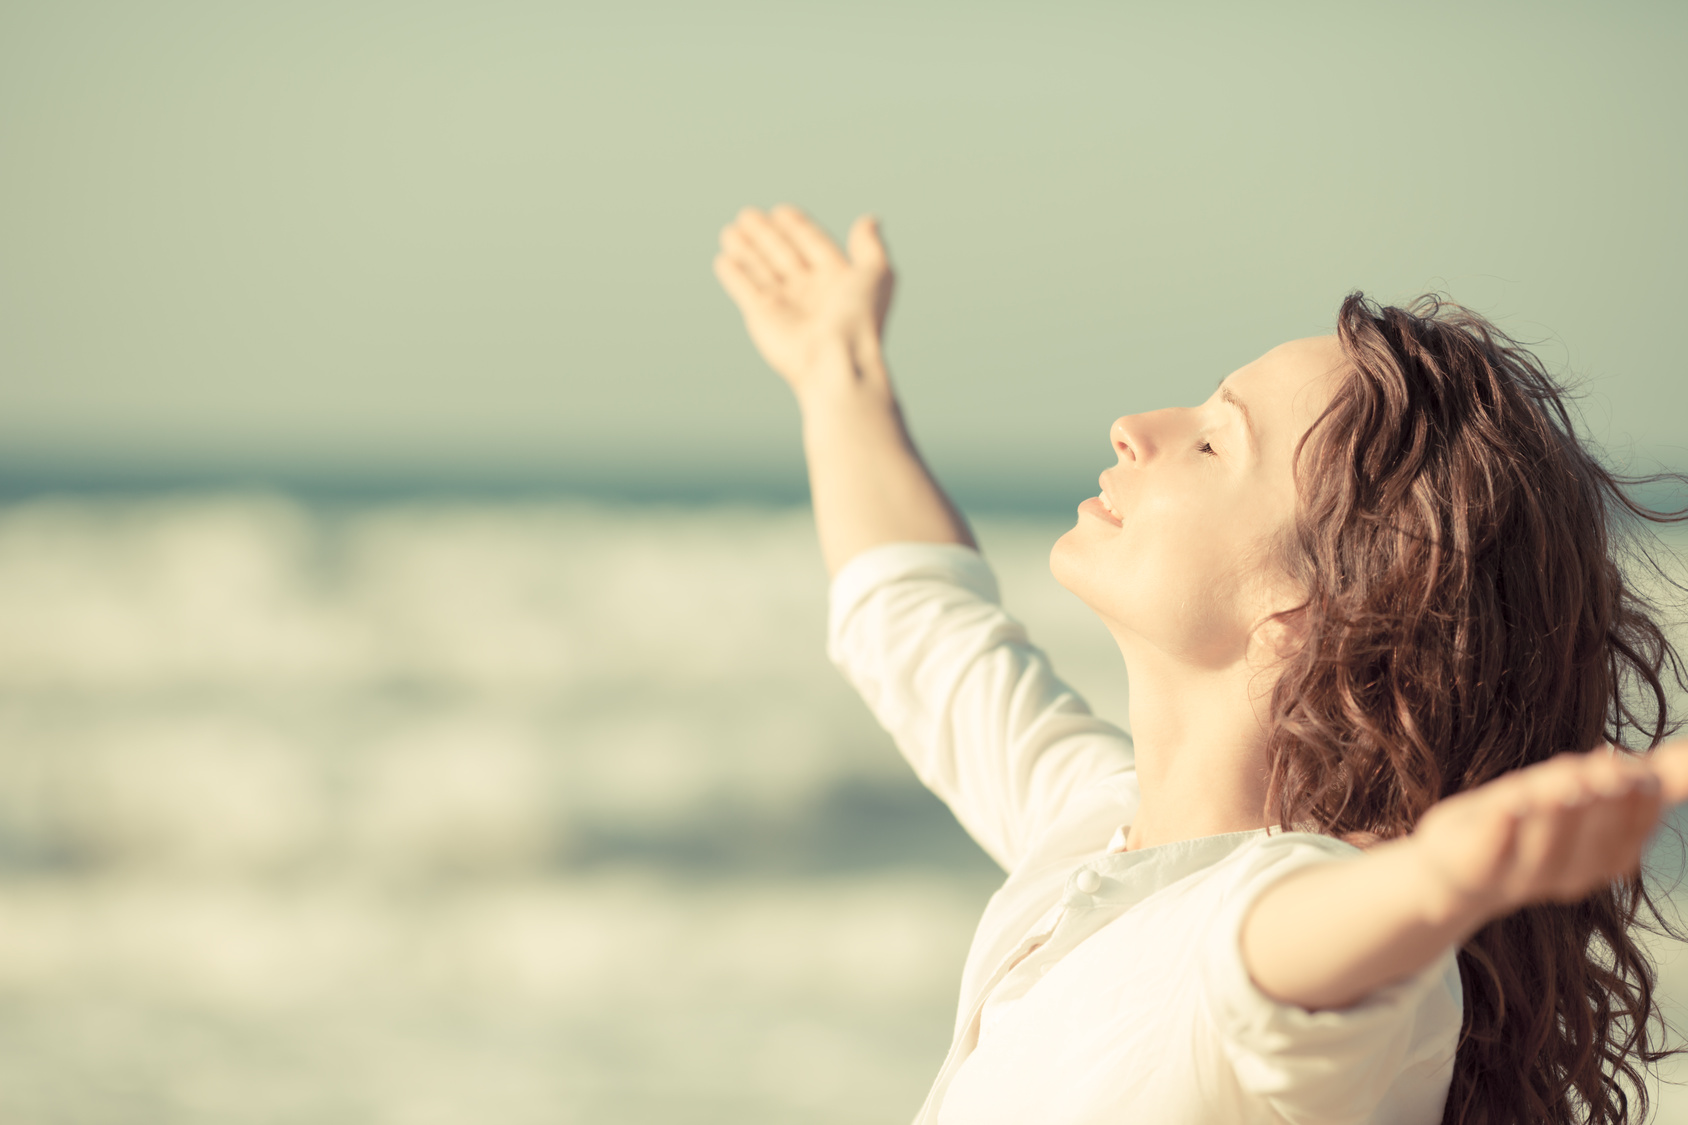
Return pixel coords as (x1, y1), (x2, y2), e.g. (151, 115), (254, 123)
(847, 214), (888, 269)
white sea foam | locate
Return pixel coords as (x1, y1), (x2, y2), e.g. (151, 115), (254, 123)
(0, 493), (1106, 1122)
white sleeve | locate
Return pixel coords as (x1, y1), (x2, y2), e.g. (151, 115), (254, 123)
(1199, 834), (1464, 1125)
(826, 541), (1136, 872)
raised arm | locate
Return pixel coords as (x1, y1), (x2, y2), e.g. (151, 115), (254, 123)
(1241, 741), (1688, 1011)
(713, 205), (973, 575)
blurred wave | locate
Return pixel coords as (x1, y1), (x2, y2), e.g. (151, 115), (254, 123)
(0, 494), (1120, 1123)
(0, 493), (1682, 1123)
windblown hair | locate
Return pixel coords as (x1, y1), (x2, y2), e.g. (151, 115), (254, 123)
(1267, 293), (1686, 1124)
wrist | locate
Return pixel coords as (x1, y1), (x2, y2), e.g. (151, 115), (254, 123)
(1396, 836), (1504, 937)
(793, 335), (894, 415)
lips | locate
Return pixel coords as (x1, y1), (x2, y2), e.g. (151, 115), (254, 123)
(1097, 474), (1122, 519)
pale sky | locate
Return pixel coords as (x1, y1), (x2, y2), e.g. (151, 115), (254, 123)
(1, 1), (1684, 505)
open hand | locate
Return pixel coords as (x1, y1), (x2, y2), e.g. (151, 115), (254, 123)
(713, 205), (894, 392)
(1408, 740), (1688, 927)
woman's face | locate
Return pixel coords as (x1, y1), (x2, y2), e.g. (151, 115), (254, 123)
(1050, 336), (1346, 668)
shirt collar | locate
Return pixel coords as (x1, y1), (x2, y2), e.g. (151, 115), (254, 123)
(1074, 826), (1269, 909)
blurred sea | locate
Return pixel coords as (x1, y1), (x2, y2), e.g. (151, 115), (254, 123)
(0, 493), (1684, 1123)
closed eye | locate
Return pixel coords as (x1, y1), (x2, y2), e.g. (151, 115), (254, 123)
(1197, 440), (1217, 456)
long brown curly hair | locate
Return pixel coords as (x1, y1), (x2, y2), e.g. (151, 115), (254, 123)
(1266, 293), (1685, 1123)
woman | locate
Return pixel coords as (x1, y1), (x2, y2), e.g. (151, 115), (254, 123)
(712, 204), (1688, 1124)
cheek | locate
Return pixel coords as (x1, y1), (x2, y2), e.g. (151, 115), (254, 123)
(1051, 512), (1201, 613)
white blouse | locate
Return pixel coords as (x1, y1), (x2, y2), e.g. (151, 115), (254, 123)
(827, 542), (1464, 1125)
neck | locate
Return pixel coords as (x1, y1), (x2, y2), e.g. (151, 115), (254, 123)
(1112, 631), (1276, 852)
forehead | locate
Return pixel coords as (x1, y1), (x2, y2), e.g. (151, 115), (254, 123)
(1223, 336), (1347, 433)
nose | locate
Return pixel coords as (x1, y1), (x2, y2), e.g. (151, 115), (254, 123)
(1111, 413), (1161, 463)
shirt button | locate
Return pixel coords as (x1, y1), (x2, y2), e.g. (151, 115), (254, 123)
(1075, 869), (1101, 894)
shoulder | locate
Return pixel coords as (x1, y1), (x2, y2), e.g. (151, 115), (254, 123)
(1207, 829), (1465, 1031)
(1197, 832), (1464, 1114)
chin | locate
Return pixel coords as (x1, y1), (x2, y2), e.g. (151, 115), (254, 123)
(1049, 525), (1144, 641)
(1049, 524), (1109, 609)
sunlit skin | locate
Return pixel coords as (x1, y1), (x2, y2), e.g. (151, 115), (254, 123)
(714, 203), (1688, 1012)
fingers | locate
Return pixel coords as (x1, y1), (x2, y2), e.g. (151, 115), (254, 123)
(712, 252), (768, 309)
(769, 205), (845, 268)
(1648, 738), (1688, 804)
(1609, 779), (1666, 873)
(734, 207), (807, 279)
(719, 205), (880, 285)
(719, 224), (779, 289)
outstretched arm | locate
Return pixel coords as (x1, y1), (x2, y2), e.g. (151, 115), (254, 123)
(714, 205), (973, 576)
(1241, 741), (1688, 1011)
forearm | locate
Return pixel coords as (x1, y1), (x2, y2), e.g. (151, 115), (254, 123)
(1238, 839), (1477, 1012)
(797, 341), (974, 576)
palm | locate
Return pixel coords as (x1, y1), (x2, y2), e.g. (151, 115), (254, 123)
(713, 205), (894, 388)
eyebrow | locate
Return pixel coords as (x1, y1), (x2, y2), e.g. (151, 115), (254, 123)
(1217, 383), (1258, 452)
